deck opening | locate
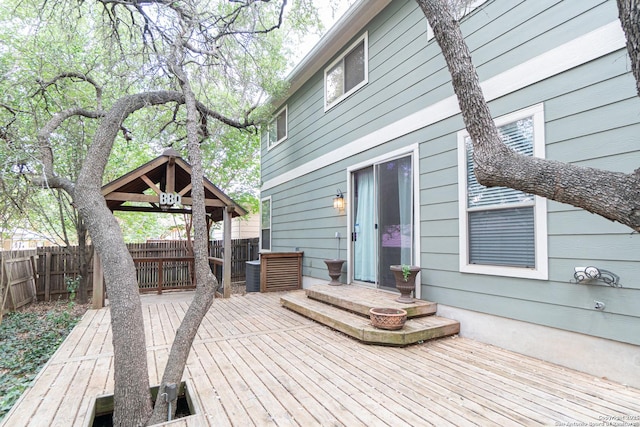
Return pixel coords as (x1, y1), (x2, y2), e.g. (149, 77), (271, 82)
(89, 381), (196, 426)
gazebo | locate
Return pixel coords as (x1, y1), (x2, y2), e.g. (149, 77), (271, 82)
(92, 148), (248, 308)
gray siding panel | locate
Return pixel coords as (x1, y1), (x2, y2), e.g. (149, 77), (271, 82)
(262, 0), (640, 346)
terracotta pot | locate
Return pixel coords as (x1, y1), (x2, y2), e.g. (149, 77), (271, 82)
(324, 259), (346, 286)
(390, 265), (420, 303)
(369, 307), (407, 330)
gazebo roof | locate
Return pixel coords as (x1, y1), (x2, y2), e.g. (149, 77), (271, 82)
(101, 148), (247, 222)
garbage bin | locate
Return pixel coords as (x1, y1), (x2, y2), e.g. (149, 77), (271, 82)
(245, 260), (260, 292)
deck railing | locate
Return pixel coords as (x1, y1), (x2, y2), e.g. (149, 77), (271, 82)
(0, 238), (259, 307)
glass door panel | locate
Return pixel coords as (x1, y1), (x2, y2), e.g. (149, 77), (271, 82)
(377, 156), (413, 291)
(351, 155), (413, 290)
(353, 167), (376, 283)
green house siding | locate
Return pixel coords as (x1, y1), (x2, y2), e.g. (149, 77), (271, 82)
(261, 0), (640, 346)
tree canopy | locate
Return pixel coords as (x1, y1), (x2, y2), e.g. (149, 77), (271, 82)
(0, 1), (326, 425)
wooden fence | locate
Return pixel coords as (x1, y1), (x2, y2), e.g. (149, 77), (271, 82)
(0, 249), (39, 316)
(36, 245), (94, 302)
(210, 238), (260, 283)
(0, 238), (259, 309)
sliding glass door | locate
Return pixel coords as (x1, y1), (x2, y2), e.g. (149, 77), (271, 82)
(352, 155), (413, 290)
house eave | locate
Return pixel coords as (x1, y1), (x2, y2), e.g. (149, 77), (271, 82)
(275, 0), (392, 108)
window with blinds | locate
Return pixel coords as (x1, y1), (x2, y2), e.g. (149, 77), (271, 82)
(465, 118), (535, 267)
(457, 104), (548, 279)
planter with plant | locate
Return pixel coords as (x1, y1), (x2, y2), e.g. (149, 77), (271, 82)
(390, 264), (420, 303)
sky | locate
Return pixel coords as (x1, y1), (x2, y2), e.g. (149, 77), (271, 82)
(287, 1), (357, 72)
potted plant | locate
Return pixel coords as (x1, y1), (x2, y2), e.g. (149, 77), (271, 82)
(390, 264), (420, 303)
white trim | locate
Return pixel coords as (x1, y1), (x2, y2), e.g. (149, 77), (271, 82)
(262, 20), (625, 192)
(260, 196), (272, 252)
(324, 32), (369, 112)
(345, 144), (421, 298)
(457, 103), (548, 280)
(281, 0), (391, 106)
(267, 105), (288, 150)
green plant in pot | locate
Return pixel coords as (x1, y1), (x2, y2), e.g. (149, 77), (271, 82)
(390, 264), (420, 303)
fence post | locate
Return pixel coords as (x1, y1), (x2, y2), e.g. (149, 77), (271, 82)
(223, 207), (232, 298)
(44, 252), (51, 301)
(158, 260), (163, 295)
(29, 254), (38, 302)
(0, 257), (9, 325)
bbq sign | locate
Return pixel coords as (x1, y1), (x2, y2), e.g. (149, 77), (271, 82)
(160, 192), (182, 206)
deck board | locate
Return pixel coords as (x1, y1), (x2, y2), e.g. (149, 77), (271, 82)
(426, 340), (630, 420)
(3, 290), (640, 427)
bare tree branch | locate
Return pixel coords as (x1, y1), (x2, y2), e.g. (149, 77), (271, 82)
(36, 72), (104, 110)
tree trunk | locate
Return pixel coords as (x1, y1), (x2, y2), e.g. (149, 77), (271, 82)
(147, 50), (217, 424)
(415, 0), (640, 232)
(72, 91), (190, 427)
(77, 217), (89, 304)
(617, 0), (640, 98)
(74, 185), (152, 427)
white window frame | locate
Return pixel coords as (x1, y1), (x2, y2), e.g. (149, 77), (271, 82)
(267, 105), (288, 150)
(457, 103), (548, 280)
(260, 196), (272, 252)
(324, 32), (369, 112)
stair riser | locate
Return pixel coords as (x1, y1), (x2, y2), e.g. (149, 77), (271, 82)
(306, 288), (436, 318)
(281, 296), (459, 347)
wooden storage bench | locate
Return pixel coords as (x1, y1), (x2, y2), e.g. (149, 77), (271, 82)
(260, 252), (303, 292)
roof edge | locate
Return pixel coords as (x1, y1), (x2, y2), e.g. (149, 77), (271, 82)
(275, 0), (392, 107)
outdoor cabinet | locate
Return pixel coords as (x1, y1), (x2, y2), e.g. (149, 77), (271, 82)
(259, 252), (303, 292)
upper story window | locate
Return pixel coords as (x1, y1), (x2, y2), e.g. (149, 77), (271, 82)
(457, 104), (547, 280)
(324, 32), (368, 111)
(267, 105), (287, 150)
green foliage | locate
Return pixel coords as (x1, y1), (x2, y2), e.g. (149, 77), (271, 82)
(65, 275), (81, 302)
(0, 0), (325, 245)
(0, 303), (85, 420)
(402, 264), (411, 281)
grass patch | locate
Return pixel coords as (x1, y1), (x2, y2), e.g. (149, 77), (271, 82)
(0, 301), (87, 420)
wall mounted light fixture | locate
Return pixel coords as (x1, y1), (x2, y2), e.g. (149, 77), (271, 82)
(333, 189), (345, 211)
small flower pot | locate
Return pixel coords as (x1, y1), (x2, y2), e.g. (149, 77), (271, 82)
(369, 307), (407, 330)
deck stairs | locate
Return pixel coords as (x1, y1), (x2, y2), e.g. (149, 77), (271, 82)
(280, 284), (460, 346)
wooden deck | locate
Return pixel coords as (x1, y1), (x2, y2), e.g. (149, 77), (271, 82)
(3, 290), (640, 426)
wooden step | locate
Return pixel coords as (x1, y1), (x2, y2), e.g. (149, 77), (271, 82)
(305, 284), (437, 318)
(280, 290), (460, 346)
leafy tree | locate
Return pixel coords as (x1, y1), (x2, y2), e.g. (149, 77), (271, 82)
(415, 0), (640, 231)
(0, 0), (320, 425)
